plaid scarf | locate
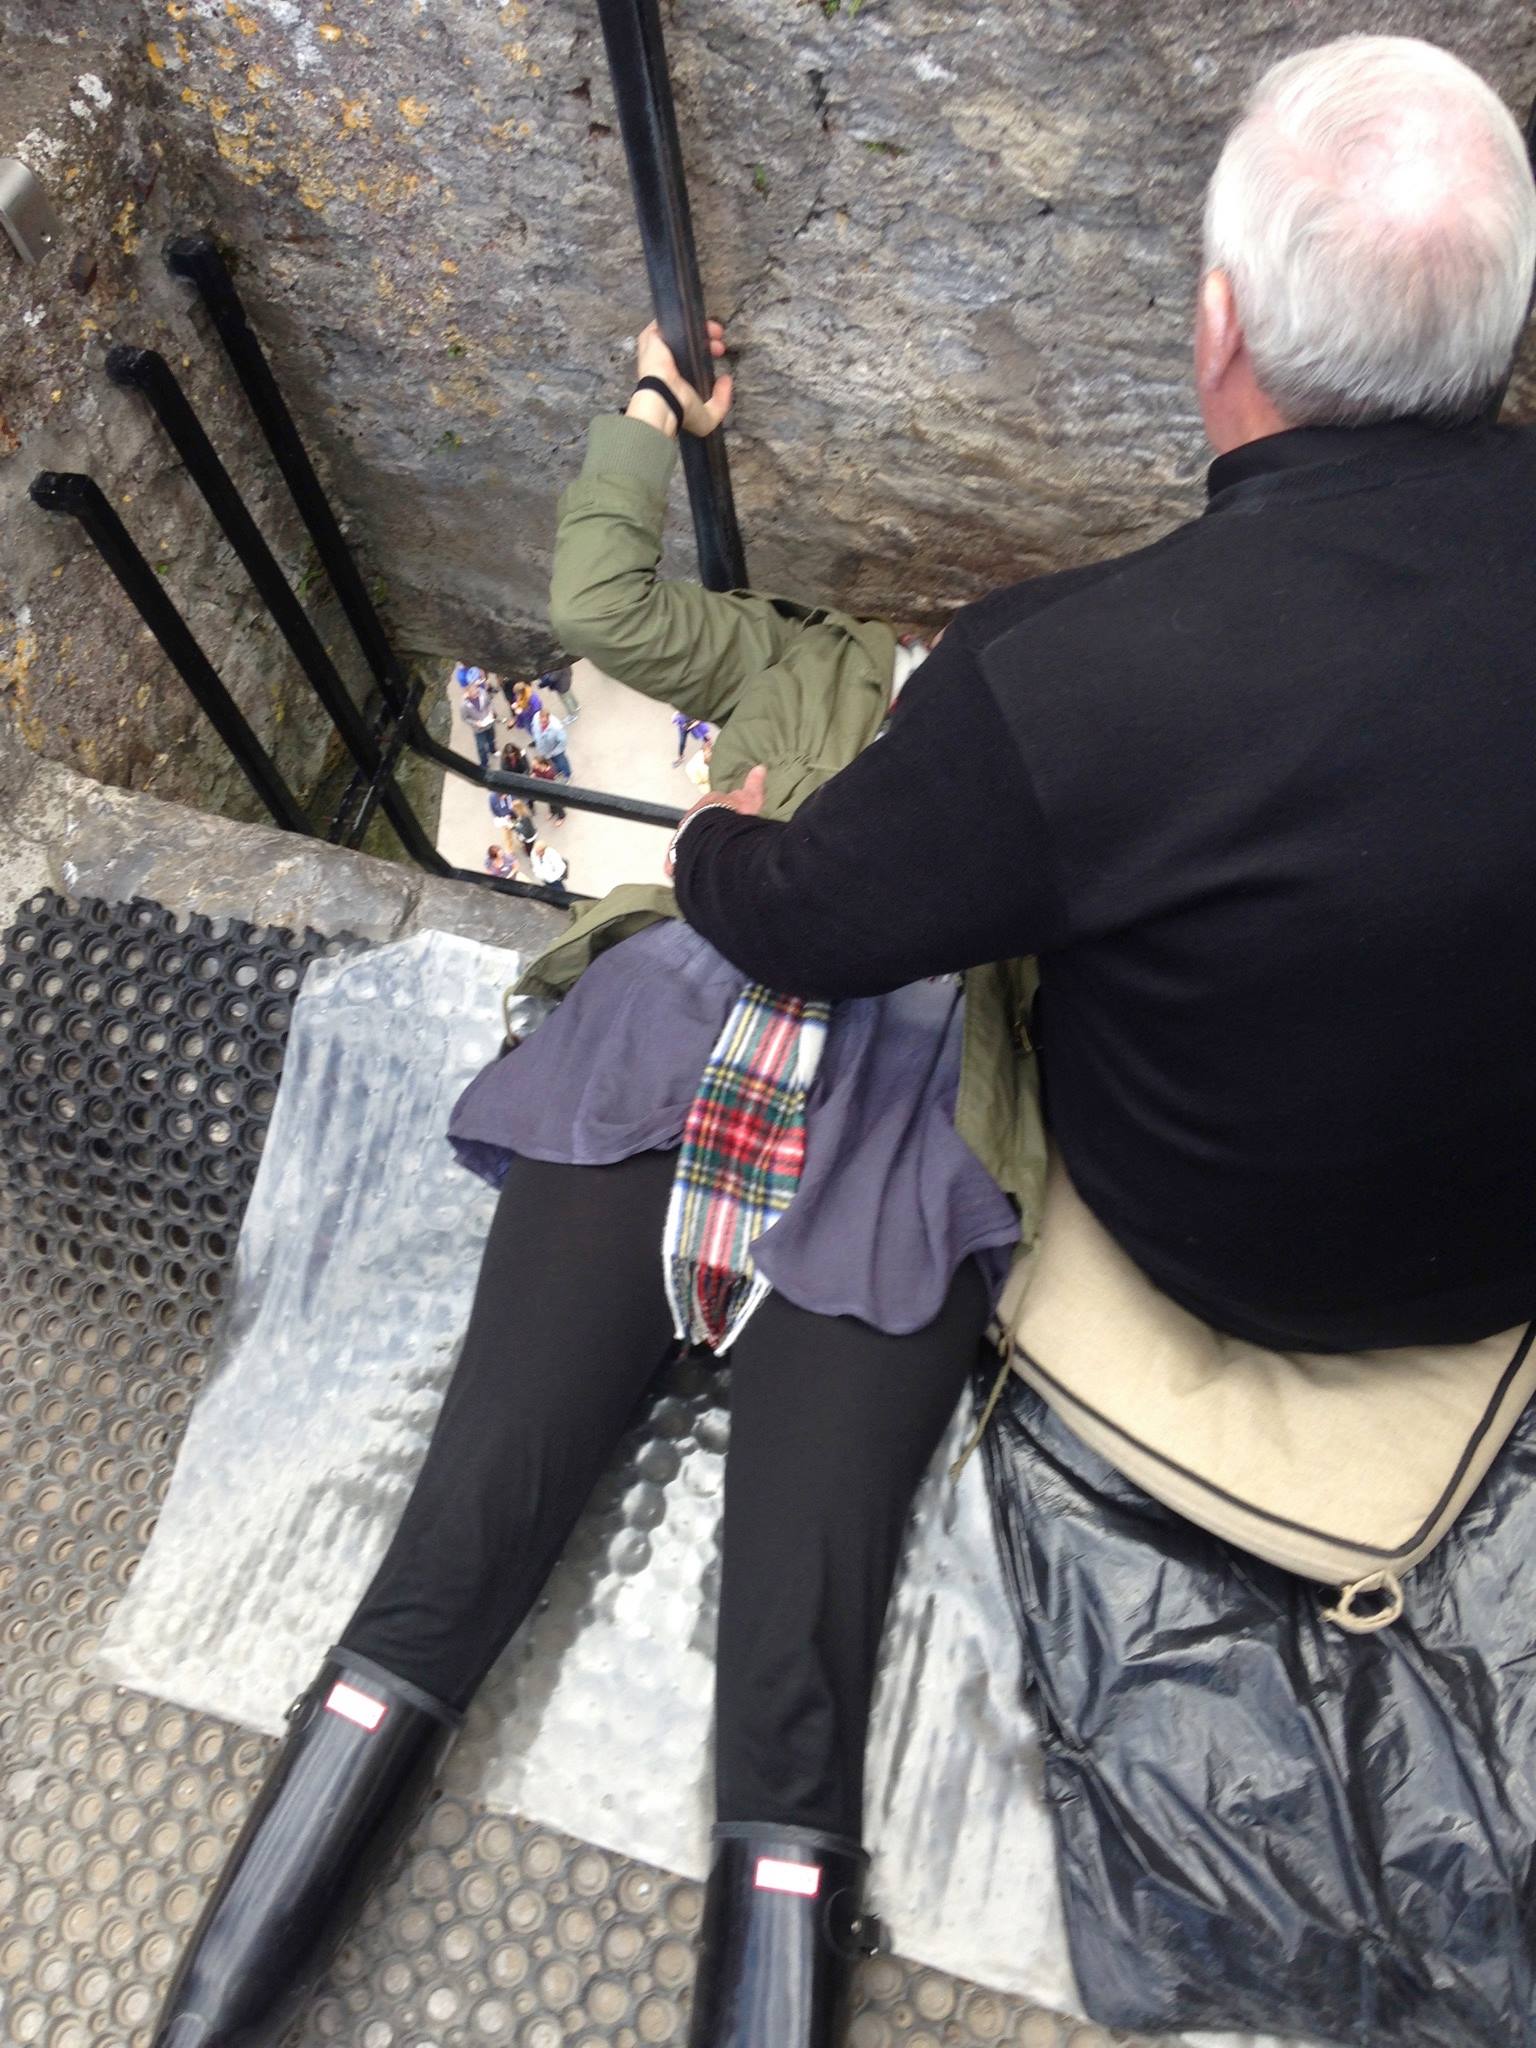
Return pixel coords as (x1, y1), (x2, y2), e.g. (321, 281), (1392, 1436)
(663, 983), (830, 1352)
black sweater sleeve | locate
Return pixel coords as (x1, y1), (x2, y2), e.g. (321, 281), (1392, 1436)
(672, 629), (1067, 997)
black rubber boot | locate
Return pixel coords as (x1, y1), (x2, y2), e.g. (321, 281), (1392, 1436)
(686, 1822), (882, 2048)
(151, 1648), (461, 2048)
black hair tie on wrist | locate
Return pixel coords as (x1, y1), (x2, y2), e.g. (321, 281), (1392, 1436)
(634, 375), (686, 428)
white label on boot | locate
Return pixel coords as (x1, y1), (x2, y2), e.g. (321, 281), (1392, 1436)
(754, 1857), (821, 1897)
(325, 1680), (387, 1731)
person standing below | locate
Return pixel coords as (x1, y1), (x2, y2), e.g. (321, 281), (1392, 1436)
(508, 800), (539, 864)
(531, 705), (573, 783)
(508, 681), (543, 736)
(487, 789), (522, 859)
(459, 670), (498, 772)
(530, 840), (570, 890)
(483, 843), (518, 880)
(672, 709), (711, 768)
(526, 752), (567, 824)
(540, 663), (582, 719)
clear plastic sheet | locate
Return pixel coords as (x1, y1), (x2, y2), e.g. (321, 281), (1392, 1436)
(982, 1377), (1536, 2047)
(100, 932), (1083, 2009)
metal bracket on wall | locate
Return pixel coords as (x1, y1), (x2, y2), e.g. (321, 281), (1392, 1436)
(0, 157), (64, 265)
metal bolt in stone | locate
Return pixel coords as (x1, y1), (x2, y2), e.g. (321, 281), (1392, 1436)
(0, 157), (64, 265)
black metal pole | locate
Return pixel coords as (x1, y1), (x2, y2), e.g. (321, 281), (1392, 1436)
(103, 343), (450, 876)
(596, 0), (748, 591)
(30, 471), (311, 835)
(164, 234), (411, 714)
(482, 760), (683, 828)
(160, 231), (675, 817)
(444, 858), (582, 909)
(334, 673), (424, 849)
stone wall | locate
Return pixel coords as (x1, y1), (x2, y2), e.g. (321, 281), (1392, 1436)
(0, 10), (381, 825)
(3, 1), (1534, 817)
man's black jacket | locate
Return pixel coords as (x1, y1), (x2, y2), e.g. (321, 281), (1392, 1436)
(675, 419), (1536, 1350)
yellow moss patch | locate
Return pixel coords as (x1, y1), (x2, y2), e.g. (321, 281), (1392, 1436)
(0, 626), (37, 694)
(354, 164), (424, 210)
(246, 63), (276, 89)
(440, 257), (458, 273)
(339, 98), (371, 131)
(317, 22), (343, 41)
(146, 40), (166, 67)
(397, 95), (431, 127)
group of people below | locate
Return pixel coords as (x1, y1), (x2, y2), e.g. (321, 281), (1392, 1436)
(454, 662), (575, 890)
(460, 664), (718, 893)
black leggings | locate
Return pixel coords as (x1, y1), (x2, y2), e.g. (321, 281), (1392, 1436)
(341, 1149), (987, 1836)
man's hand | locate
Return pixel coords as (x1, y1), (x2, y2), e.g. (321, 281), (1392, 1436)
(626, 319), (734, 440)
(665, 763), (766, 877)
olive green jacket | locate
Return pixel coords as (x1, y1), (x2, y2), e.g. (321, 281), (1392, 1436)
(517, 413), (1046, 1234)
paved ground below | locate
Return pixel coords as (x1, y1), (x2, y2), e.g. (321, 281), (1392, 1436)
(437, 662), (694, 900)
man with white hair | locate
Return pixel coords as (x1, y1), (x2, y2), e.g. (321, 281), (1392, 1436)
(674, 35), (1536, 1352)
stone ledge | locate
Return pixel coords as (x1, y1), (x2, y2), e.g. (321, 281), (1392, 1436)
(3, 754), (565, 957)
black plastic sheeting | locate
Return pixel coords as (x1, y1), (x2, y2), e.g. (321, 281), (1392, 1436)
(981, 1375), (1536, 2048)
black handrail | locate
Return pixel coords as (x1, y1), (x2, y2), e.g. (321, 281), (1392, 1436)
(103, 343), (450, 877)
(596, 0), (748, 592)
(29, 471), (311, 835)
(160, 234), (686, 837)
(165, 233), (412, 717)
(34, 5), (741, 910)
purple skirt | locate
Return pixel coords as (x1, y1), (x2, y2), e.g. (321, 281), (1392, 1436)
(449, 921), (1019, 1336)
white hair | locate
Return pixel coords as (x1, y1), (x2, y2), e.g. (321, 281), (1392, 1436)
(1203, 35), (1536, 425)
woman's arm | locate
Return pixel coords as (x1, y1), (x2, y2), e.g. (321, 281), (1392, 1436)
(548, 322), (803, 727)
